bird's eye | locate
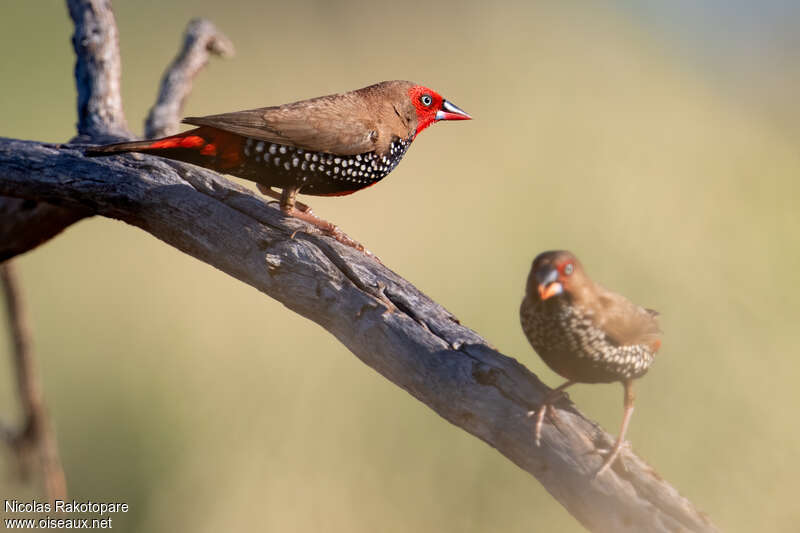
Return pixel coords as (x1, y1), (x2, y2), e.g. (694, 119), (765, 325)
(564, 263), (574, 276)
(420, 94), (433, 106)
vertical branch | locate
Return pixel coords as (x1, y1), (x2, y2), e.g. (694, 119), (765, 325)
(1, 262), (67, 501)
(67, 0), (130, 140)
(0, 0), (131, 259)
(145, 18), (234, 138)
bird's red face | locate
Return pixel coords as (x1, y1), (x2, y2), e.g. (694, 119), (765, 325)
(407, 85), (471, 136)
(531, 251), (583, 301)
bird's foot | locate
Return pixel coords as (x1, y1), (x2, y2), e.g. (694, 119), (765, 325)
(527, 388), (571, 447)
(593, 439), (631, 478)
(283, 207), (380, 262)
(256, 185), (377, 259)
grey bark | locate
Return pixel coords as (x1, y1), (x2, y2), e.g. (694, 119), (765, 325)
(0, 198), (89, 262)
(67, 0), (130, 141)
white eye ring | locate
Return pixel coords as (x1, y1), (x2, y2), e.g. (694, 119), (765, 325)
(564, 263), (574, 275)
(420, 94), (433, 106)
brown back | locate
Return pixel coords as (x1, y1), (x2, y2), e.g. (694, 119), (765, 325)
(183, 81), (419, 156)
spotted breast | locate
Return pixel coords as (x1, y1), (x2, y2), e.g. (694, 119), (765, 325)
(237, 136), (412, 196)
(521, 301), (655, 383)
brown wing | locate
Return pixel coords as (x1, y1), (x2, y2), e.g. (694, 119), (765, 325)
(182, 85), (408, 156)
(591, 287), (662, 349)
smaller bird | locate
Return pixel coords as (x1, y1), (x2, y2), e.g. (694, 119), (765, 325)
(87, 81), (470, 253)
(519, 250), (661, 477)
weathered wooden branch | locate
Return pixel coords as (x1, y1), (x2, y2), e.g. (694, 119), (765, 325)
(0, 136), (717, 532)
(0, 1), (718, 531)
(67, 0), (129, 142)
(0, 198), (89, 262)
(0, 262), (67, 500)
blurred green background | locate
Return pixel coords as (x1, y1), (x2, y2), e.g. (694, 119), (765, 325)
(2, 1), (799, 531)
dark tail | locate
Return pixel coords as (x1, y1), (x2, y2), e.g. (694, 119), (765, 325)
(85, 139), (166, 156)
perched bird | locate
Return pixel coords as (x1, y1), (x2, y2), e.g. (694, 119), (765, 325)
(87, 81), (470, 251)
(519, 250), (661, 477)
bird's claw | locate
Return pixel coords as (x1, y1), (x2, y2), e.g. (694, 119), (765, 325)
(323, 225), (383, 263)
(593, 440), (631, 479)
(282, 207), (382, 263)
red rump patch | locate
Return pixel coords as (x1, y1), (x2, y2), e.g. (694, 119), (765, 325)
(210, 131), (242, 168)
(150, 135), (205, 150)
(145, 127), (242, 169)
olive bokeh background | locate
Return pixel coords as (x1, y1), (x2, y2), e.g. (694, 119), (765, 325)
(2, 1), (799, 531)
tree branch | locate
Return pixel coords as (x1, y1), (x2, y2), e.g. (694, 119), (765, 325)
(145, 18), (234, 138)
(0, 5), (230, 261)
(67, 0), (129, 141)
(0, 198), (89, 262)
(0, 138), (718, 532)
(0, 262), (67, 500)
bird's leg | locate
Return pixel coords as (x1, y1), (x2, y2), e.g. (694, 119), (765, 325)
(276, 187), (378, 259)
(594, 379), (635, 478)
(528, 380), (575, 447)
(256, 183), (312, 213)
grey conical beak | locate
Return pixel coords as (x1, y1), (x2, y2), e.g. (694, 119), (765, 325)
(435, 99), (472, 121)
